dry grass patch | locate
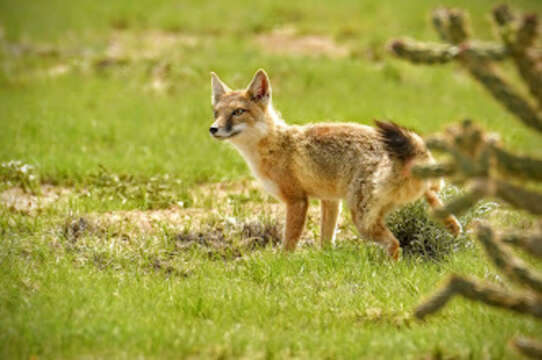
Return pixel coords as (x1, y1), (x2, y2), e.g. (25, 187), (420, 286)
(105, 29), (199, 62)
(2, 28), (202, 83)
(0, 185), (71, 215)
(1, 178), (479, 260)
(91, 206), (208, 235)
(255, 26), (349, 58)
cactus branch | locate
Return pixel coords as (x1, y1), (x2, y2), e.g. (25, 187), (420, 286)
(493, 4), (515, 27)
(501, 230), (542, 257)
(391, 7), (542, 133)
(390, 40), (507, 64)
(430, 8), (470, 44)
(424, 138), (451, 152)
(415, 274), (542, 320)
(390, 40), (458, 64)
(447, 9), (470, 44)
(462, 43), (510, 62)
(395, 5), (542, 357)
(411, 162), (456, 179)
(512, 14), (542, 107)
(494, 180), (542, 215)
(516, 14), (538, 48)
(492, 145), (542, 181)
(477, 224), (542, 292)
(493, 6), (542, 107)
(511, 337), (542, 359)
(432, 8), (452, 42)
(433, 186), (485, 219)
(466, 62), (542, 133)
(425, 140), (487, 179)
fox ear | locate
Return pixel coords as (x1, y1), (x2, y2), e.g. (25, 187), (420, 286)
(211, 72), (231, 106)
(246, 69), (271, 106)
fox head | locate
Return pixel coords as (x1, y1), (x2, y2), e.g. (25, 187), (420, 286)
(209, 69), (277, 143)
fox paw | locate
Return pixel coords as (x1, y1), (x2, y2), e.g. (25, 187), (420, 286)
(444, 216), (462, 237)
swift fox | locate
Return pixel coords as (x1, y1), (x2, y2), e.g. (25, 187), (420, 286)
(209, 69), (461, 259)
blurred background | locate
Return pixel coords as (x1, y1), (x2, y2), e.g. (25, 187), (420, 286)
(1, 0), (541, 186)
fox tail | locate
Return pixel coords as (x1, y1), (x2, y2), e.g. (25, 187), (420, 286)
(375, 120), (420, 163)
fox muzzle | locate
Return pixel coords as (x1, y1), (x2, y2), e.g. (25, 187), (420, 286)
(209, 122), (245, 140)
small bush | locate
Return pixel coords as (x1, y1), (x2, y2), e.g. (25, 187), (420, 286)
(386, 188), (482, 260)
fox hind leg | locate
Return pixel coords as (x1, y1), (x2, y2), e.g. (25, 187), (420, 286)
(368, 221), (400, 261)
(350, 205), (400, 261)
(320, 200), (341, 248)
(425, 190), (462, 237)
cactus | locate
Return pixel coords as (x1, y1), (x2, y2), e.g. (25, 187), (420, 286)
(391, 5), (542, 358)
(391, 6), (542, 132)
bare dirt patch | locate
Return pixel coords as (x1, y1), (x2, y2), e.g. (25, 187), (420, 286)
(92, 206), (209, 235)
(255, 26), (349, 58)
(1, 185), (71, 214)
(3, 28), (201, 81)
(82, 179), (286, 237)
(105, 29), (199, 62)
(2, 180), (354, 251)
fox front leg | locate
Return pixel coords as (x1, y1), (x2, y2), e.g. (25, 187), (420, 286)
(320, 200), (340, 248)
(282, 198), (309, 252)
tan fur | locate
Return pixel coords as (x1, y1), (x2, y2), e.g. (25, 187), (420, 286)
(210, 70), (462, 259)
(321, 200), (340, 248)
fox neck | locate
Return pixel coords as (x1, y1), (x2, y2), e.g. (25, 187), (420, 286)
(228, 104), (286, 197)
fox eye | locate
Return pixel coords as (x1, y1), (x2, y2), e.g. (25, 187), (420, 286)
(213, 110), (218, 118)
(232, 108), (246, 116)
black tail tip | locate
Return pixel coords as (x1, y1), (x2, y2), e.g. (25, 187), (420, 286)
(375, 120), (417, 162)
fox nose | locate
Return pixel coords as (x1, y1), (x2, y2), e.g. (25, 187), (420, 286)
(209, 126), (218, 135)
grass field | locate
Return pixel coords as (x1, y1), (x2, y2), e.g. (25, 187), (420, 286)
(1, 0), (542, 358)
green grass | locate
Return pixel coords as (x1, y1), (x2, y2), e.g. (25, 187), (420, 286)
(1, 0), (541, 358)
(1, 212), (540, 359)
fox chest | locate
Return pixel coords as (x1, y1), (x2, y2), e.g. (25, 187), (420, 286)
(235, 147), (282, 199)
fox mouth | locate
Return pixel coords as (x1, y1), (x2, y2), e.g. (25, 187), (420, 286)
(212, 130), (242, 140)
